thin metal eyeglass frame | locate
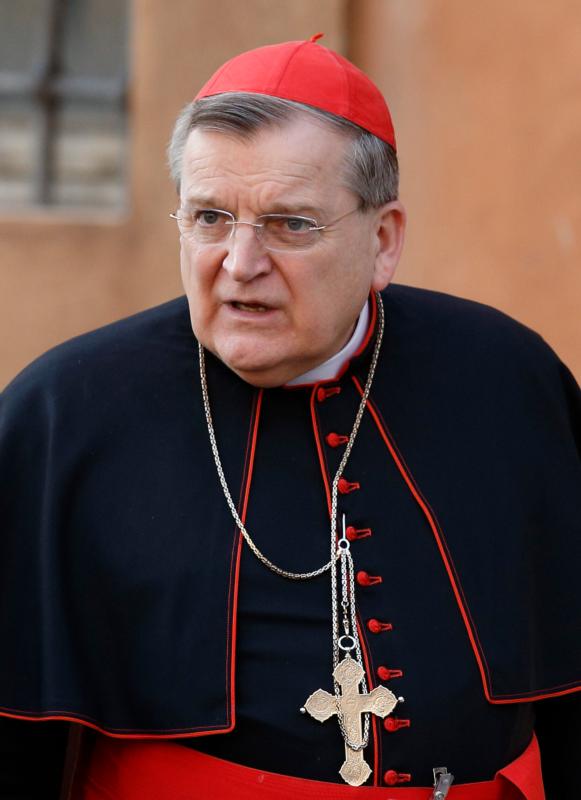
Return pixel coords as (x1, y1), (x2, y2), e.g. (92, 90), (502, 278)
(168, 206), (361, 252)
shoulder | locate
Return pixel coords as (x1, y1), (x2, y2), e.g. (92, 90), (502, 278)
(384, 283), (542, 343)
(0, 297), (195, 432)
(378, 285), (581, 432)
(2, 297), (193, 401)
(382, 283), (561, 376)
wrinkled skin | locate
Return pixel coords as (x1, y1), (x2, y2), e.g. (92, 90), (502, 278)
(178, 116), (406, 387)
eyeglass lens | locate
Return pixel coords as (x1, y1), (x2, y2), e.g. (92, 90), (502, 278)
(174, 209), (319, 251)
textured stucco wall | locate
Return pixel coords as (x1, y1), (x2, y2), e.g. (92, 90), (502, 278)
(0, 0), (346, 387)
(350, 0), (581, 376)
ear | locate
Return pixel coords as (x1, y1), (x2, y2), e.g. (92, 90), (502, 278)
(371, 201), (406, 292)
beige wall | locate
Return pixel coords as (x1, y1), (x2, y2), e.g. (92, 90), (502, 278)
(0, 0), (345, 388)
(350, 0), (581, 376)
(1, 0), (579, 388)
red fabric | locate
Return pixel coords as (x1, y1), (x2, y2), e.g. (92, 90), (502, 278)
(338, 478), (360, 494)
(194, 38), (396, 148)
(346, 525), (373, 541)
(377, 667), (403, 681)
(357, 570), (383, 587)
(81, 733), (544, 800)
(367, 618), (393, 633)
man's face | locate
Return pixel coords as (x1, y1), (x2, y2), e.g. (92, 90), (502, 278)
(179, 115), (404, 387)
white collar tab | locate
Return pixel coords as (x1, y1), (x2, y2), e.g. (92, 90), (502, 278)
(286, 301), (370, 387)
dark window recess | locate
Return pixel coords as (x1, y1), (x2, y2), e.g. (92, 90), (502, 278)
(0, 0), (128, 210)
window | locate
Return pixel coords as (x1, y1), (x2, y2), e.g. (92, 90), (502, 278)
(0, 0), (129, 210)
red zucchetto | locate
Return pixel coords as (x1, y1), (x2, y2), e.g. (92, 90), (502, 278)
(194, 33), (396, 149)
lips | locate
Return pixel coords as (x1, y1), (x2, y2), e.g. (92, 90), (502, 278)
(228, 300), (274, 313)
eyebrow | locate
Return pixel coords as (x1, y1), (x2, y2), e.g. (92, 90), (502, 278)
(181, 193), (222, 209)
(264, 201), (324, 218)
(181, 194), (324, 219)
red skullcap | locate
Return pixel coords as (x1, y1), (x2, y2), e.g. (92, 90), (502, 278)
(194, 34), (396, 149)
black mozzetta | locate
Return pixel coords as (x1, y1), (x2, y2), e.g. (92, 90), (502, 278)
(1, 285), (580, 786)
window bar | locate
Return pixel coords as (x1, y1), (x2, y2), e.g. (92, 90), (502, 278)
(0, 1), (128, 209)
(32, 0), (67, 205)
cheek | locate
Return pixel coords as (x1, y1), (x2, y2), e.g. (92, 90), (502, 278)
(180, 249), (221, 339)
(288, 285), (340, 345)
(180, 242), (219, 296)
(179, 239), (197, 285)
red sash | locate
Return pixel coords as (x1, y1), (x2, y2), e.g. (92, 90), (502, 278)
(80, 733), (544, 800)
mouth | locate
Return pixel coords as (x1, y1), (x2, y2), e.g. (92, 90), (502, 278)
(229, 301), (272, 313)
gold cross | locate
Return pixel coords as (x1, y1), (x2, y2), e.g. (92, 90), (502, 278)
(303, 655), (399, 786)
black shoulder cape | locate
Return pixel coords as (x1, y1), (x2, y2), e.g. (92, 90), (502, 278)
(1, 285), (580, 736)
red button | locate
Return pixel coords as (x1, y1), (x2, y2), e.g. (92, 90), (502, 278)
(356, 571), (382, 587)
(338, 477), (360, 495)
(377, 666), (403, 681)
(317, 386), (341, 402)
(346, 526), (372, 541)
(367, 619), (393, 634)
(383, 770), (412, 786)
(325, 432), (349, 448)
(384, 717), (411, 732)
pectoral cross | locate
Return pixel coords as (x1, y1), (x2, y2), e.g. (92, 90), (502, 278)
(302, 655), (399, 786)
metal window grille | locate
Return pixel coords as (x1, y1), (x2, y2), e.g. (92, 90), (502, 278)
(0, 0), (128, 209)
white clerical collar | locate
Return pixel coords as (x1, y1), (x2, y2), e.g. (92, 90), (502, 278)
(286, 301), (370, 386)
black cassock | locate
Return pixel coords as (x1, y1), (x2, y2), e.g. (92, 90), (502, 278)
(1, 285), (580, 797)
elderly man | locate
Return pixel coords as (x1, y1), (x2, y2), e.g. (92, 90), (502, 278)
(1, 37), (580, 799)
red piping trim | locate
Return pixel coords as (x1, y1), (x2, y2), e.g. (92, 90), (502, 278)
(351, 374), (499, 702)
(309, 390), (380, 783)
(223, 538), (240, 730)
(352, 375), (581, 704)
(227, 388), (263, 727)
(0, 708), (231, 738)
(328, 291), (378, 383)
(488, 684), (581, 702)
(353, 291), (377, 361)
(309, 387), (333, 514)
(284, 292), (378, 390)
(356, 615), (381, 785)
(0, 390), (265, 740)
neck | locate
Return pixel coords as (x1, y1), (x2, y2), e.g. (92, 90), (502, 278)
(286, 301), (370, 387)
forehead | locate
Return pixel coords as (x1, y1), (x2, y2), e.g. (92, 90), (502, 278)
(179, 116), (353, 210)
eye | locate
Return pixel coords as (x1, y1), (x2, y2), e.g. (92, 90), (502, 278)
(195, 209), (227, 227)
(263, 215), (315, 235)
(283, 216), (313, 233)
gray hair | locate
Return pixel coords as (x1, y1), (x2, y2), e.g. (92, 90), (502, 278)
(167, 93), (399, 209)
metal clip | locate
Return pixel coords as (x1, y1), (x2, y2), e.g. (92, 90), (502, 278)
(430, 767), (454, 799)
(337, 514), (351, 555)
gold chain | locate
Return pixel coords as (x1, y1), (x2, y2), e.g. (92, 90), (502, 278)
(198, 292), (385, 580)
(198, 293), (385, 752)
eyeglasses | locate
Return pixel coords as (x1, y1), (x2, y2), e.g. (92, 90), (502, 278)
(169, 206), (360, 252)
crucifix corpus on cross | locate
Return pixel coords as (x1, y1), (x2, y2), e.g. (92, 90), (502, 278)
(302, 654), (399, 786)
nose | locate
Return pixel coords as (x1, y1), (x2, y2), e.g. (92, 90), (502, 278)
(221, 223), (273, 282)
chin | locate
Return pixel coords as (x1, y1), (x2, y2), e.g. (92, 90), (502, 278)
(213, 337), (280, 375)
(220, 356), (289, 388)
(208, 331), (322, 387)
(212, 347), (297, 387)
(231, 370), (288, 389)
